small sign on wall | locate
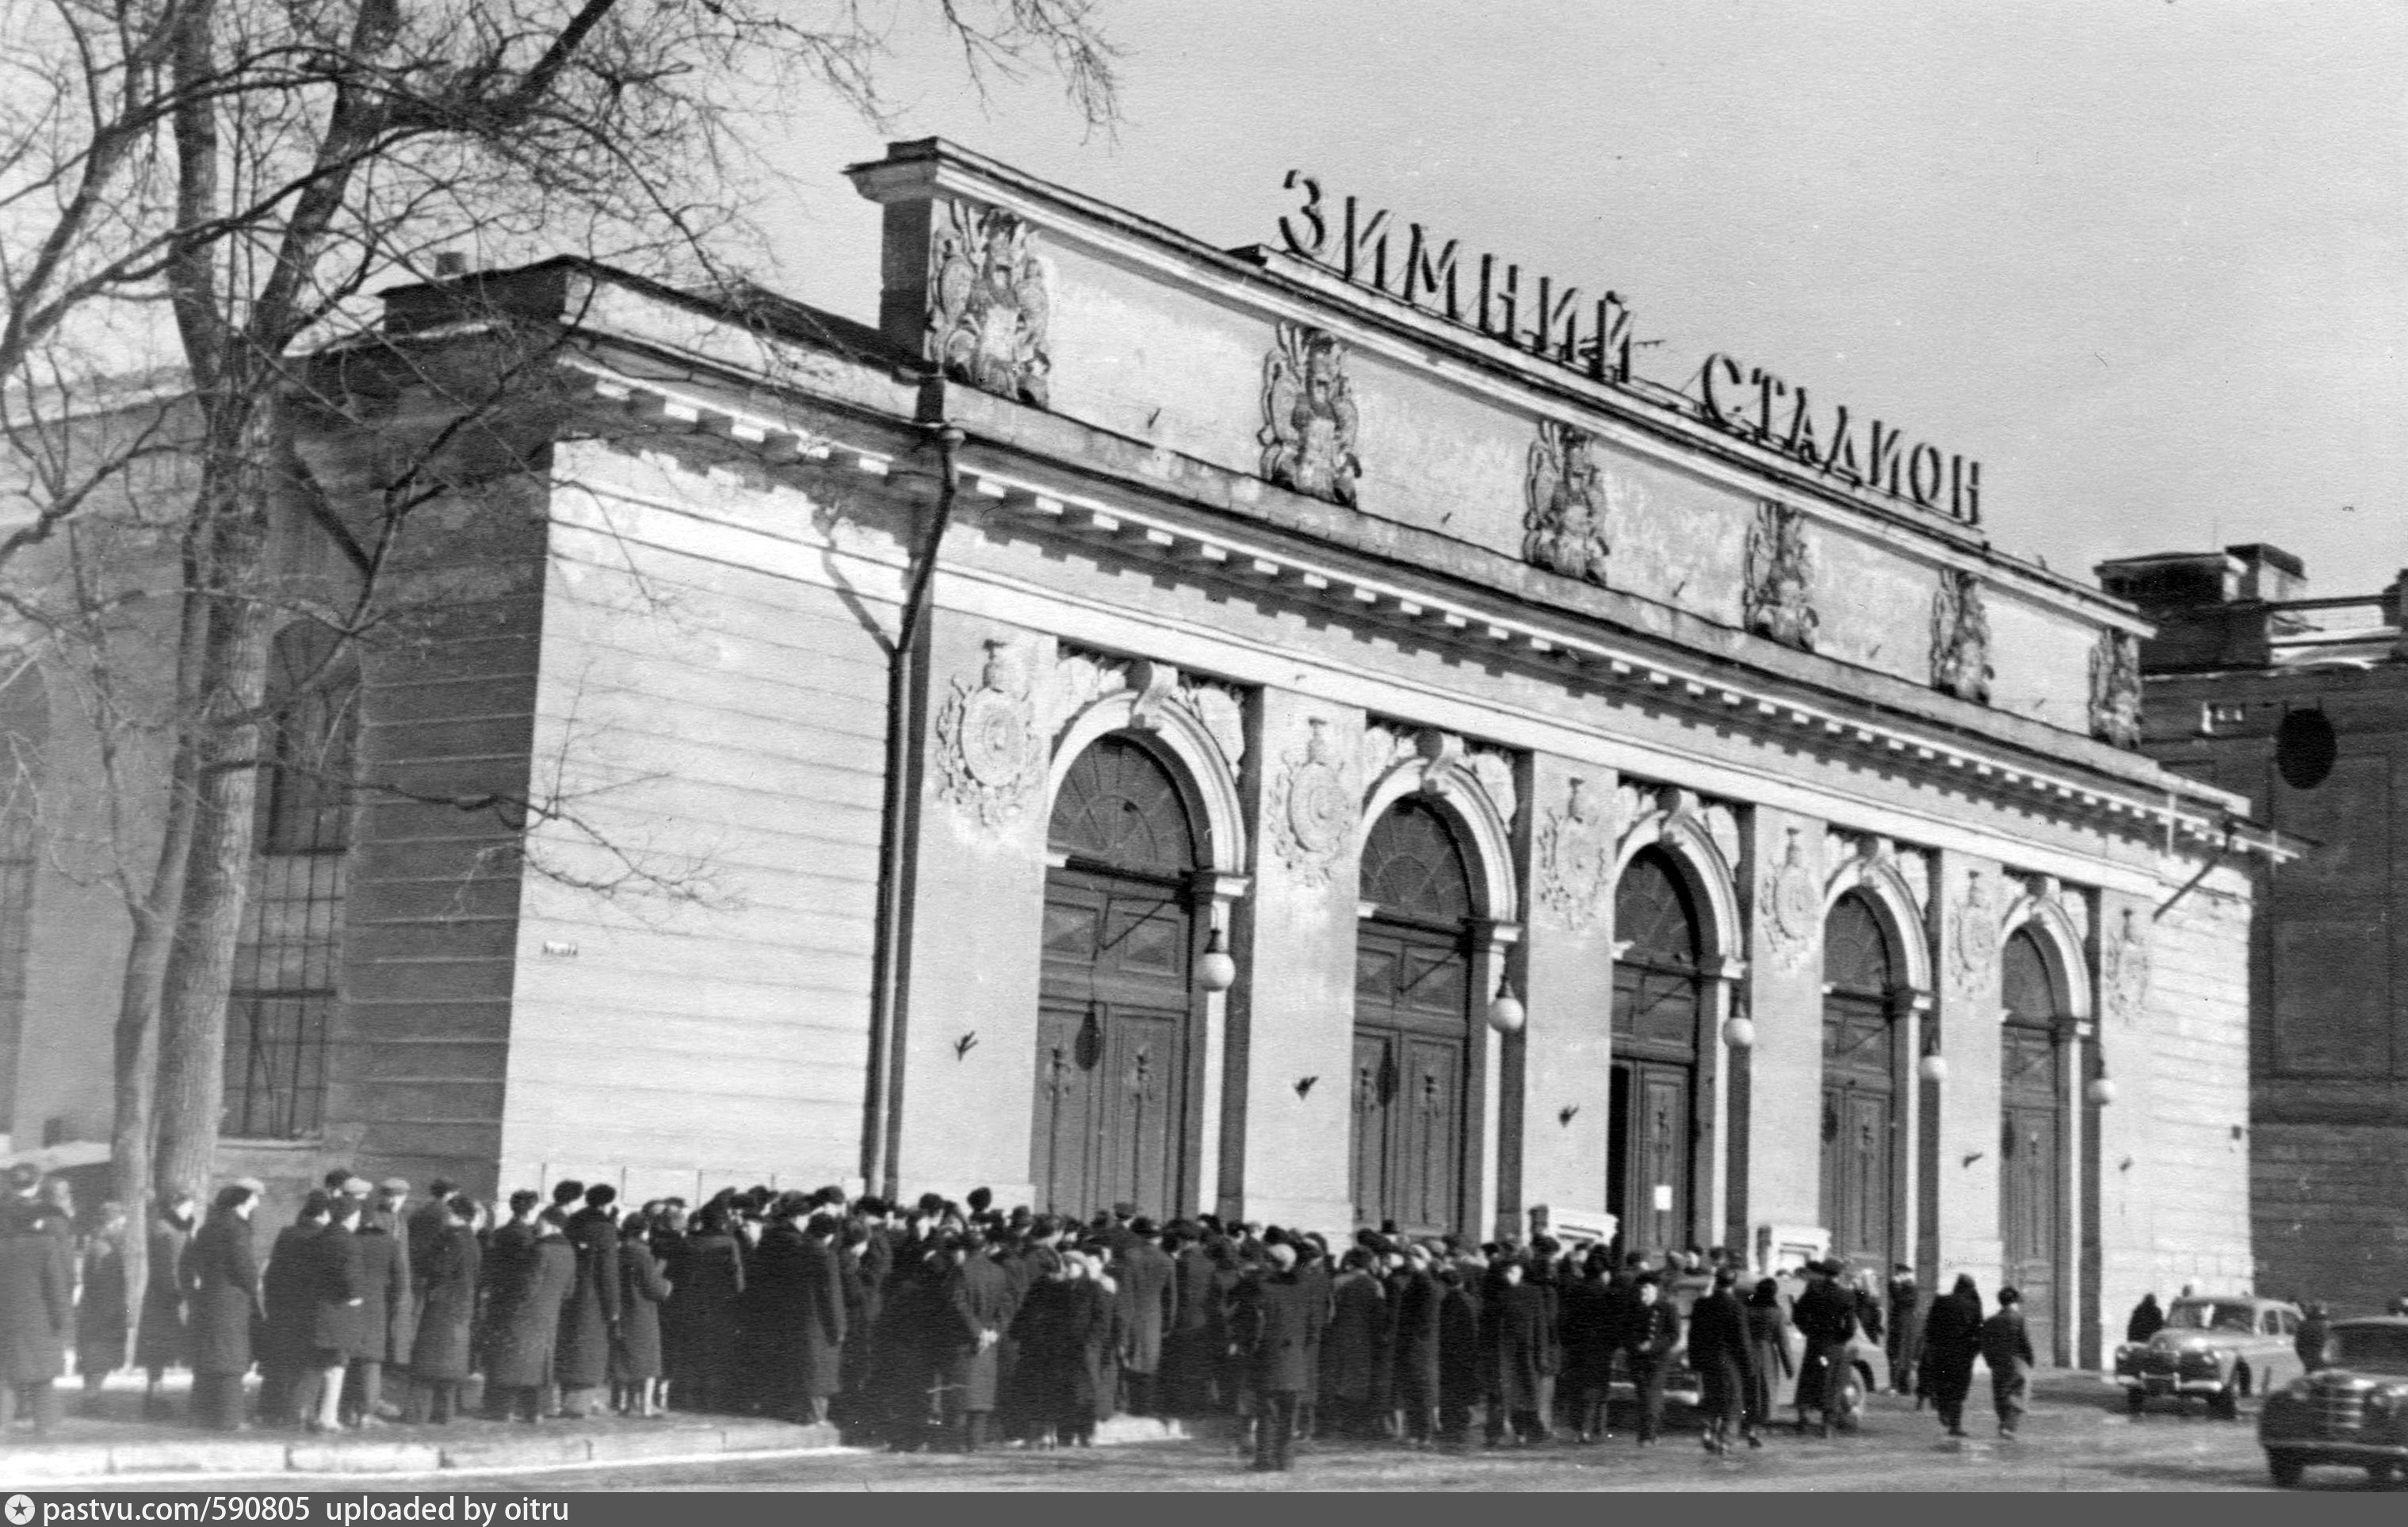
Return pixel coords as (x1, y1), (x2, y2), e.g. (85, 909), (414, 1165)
(1652, 1182), (1674, 1212)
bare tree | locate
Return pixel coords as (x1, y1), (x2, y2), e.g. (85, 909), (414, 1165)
(1, 0), (1117, 1349)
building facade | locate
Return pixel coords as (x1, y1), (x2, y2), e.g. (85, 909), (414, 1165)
(2098, 545), (2408, 1315)
(2, 143), (2279, 1366)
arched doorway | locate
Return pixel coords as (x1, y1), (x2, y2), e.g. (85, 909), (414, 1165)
(1353, 798), (1476, 1236)
(1611, 848), (1704, 1257)
(1821, 893), (1902, 1271)
(1034, 735), (1203, 1220)
(2001, 926), (2066, 1349)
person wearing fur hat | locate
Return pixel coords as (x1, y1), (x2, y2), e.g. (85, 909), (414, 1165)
(1230, 1241), (1317, 1472)
(748, 1198), (845, 1426)
(258, 1191), (333, 1426)
(938, 1228), (1019, 1451)
(405, 1196), (481, 1424)
(481, 1210), (575, 1422)
(554, 1183), (621, 1418)
(1481, 1255), (1550, 1447)
(663, 1196), (747, 1415)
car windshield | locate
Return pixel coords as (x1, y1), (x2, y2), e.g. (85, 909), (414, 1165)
(2165, 1301), (2257, 1333)
(2325, 1328), (2408, 1376)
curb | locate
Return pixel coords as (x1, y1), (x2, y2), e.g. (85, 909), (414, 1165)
(2, 1420), (841, 1483)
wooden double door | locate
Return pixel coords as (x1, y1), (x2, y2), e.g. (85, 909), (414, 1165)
(1351, 922), (1470, 1236)
(1820, 993), (1899, 1272)
(2000, 1020), (2064, 1349)
(1607, 1059), (1694, 1257)
(1033, 869), (1195, 1220)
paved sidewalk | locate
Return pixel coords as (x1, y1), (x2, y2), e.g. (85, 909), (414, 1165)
(0, 1376), (1197, 1483)
(0, 1370), (2125, 1485)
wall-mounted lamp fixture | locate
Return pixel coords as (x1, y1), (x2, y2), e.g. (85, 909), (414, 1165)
(953, 1031), (979, 1060)
(1558, 1104), (1580, 1128)
(1961, 1150), (1986, 1169)
(2119, 1156), (2135, 1173)
(1197, 928), (1237, 993)
(1294, 1076), (1318, 1099)
(1487, 982), (1526, 1035)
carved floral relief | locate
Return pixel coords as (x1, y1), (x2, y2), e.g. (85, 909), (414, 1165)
(1929, 567), (1994, 705)
(929, 201), (1051, 407)
(1523, 419), (1611, 584)
(1743, 501), (1818, 653)
(935, 637), (1045, 828)
(1259, 323), (1362, 506)
(2089, 630), (2144, 748)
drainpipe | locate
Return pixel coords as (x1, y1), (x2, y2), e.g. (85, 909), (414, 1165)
(861, 421), (962, 1200)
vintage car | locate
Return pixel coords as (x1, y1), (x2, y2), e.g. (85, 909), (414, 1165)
(1610, 1280), (1890, 1430)
(2114, 1295), (2306, 1418)
(2259, 1317), (2408, 1487)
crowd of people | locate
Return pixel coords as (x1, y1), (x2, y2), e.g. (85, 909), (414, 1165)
(1, 1159), (2056, 1471)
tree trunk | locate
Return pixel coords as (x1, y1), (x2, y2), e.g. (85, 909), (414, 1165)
(149, 415), (277, 1200)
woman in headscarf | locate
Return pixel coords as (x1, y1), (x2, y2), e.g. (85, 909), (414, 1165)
(1741, 1277), (1791, 1446)
(1918, 1273), (1985, 1438)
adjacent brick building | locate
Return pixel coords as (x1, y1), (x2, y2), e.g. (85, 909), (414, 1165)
(2098, 545), (2408, 1314)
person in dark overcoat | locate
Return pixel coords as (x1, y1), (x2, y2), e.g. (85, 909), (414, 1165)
(1230, 1242), (1316, 1472)
(1073, 1251), (1123, 1442)
(339, 1200), (406, 1426)
(367, 1179), (416, 1411)
(663, 1200), (745, 1414)
(1917, 1273), (1984, 1437)
(832, 1219), (877, 1432)
(749, 1199), (847, 1426)
(1979, 1285), (2035, 1438)
(1390, 1245), (1442, 1446)
(258, 1192), (331, 1426)
(1007, 1250), (1080, 1447)
(610, 1214), (673, 1417)
(1562, 1246), (1617, 1443)
(1482, 1257), (1550, 1447)
(1290, 1236), (1332, 1441)
(75, 1200), (131, 1408)
(1321, 1250), (1386, 1439)
(553, 1184), (621, 1417)
(1114, 1219), (1176, 1418)
(481, 1210), (576, 1422)
(2296, 1303), (2332, 1373)
(938, 1231), (1019, 1451)
(1622, 1272), (1683, 1446)
(182, 1184), (262, 1430)
(1742, 1276), (1791, 1443)
(406, 1196), (480, 1424)
(1791, 1260), (1858, 1437)
(1435, 1257), (1484, 1445)
(299, 1194), (366, 1433)
(138, 1191), (199, 1414)
(2125, 1292), (2164, 1345)
(1687, 1268), (1756, 1453)
(0, 1188), (72, 1436)
(1160, 1226), (1219, 1417)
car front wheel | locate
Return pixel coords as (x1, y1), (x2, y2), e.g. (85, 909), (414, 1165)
(2267, 1453), (2303, 1487)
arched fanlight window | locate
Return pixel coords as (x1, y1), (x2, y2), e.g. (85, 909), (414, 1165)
(1825, 892), (1895, 997)
(1048, 734), (1198, 878)
(2001, 927), (2062, 1025)
(1362, 798), (1473, 924)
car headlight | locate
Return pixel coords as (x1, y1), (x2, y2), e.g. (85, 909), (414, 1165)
(2369, 1389), (2397, 1414)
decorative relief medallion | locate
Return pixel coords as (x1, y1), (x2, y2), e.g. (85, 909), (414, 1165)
(930, 201), (1050, 407)
(1929, 568), (1994, 705)
(1946, 869), (1999, 990)
(1269, 717), (1356, 886)
(1762, 826), (1821, 970)
(1535, 776), (1614, 932)
(1743, 501), (1819, 653)
(1259, 323), (1362, 506)
(1523, 419), (1610, 584)
(2089, 630), (2144, 748)
(935, 638), (1043, 827)
(2103, 905), (2151, 1021)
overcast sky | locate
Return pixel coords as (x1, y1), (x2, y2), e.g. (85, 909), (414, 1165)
(751, 0), (2406, 599)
